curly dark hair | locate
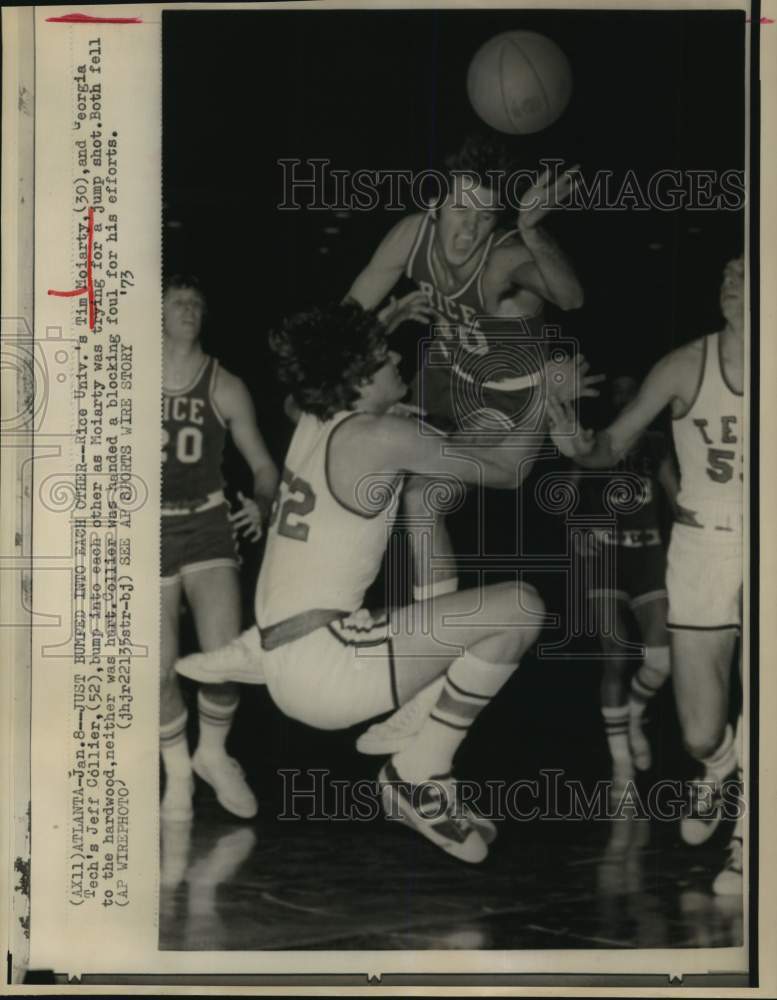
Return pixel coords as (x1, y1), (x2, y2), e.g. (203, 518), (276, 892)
(270, 303), (389, 421)
(444, 134), (516, 184)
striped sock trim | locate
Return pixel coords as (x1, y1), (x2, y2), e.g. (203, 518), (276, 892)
(428, 712), (471, 732)
(197, 692), (239, 727)
(160, 710), (188, 747)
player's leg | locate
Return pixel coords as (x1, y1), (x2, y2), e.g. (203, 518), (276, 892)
(667, 526), (740, 846)
(592, 592), (636, 788)
(672, 627), (737, 845)
(629, 594), (671, 771)
(160, 574), (194, 820)
(183, 564), (258, 819)
(402, 475), (459, 601)
(714, 585), (744, 895)
(381, 579), (545, 861)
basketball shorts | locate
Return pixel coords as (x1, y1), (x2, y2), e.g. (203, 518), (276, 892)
(408, 361), (544, 434)
(263, 615), (399, 731)
(666, 523), (742, 631)
(161, 500), (239, 584)
(579, 527), (667, 610)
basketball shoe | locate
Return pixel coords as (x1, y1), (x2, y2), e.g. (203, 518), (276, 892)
(356, 677), (444, 755)
(176, 627), (265, 686)
(379, 760), (489, 864)
(192, 749), (258, 819)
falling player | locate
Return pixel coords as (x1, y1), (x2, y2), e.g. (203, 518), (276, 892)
(178, 303), (599, 862)
(346, 135), (584, 602)
(549, 255), (745, 896)
(570, 375), (678, 791)
(161, 275), (278, 821)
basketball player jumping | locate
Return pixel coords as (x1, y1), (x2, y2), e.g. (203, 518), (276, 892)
(346, 135), (584, 603)
(161, 275), (278, 821)
(571, 375), (678, 791)
(548, 256), (745, 896)
(178, 302), (597, 862)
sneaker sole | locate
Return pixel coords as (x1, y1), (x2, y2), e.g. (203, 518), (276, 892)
(356, 732), (417, 755)
(380, 779), (488, 864)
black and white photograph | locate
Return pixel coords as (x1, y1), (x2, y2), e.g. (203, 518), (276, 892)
(6, 0), (777, 990)
(158, 4), (752, 961)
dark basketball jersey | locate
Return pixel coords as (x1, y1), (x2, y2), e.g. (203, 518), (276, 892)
(162, 356), (227, 508)
(406, 213), (546, 430)
(406, 213), (545, 350)
(581, 431), (669, 533)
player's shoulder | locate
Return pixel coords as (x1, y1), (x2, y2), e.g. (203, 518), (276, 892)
(211, 362), (251, 412)
(212, 362), (246, 393)
(331, 412), (418, 467)
(487, 230), (533, 269)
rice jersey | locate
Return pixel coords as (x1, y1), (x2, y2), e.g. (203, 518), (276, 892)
(255, 411), (400, 628)
(162, 356), (227, 509)
(406, 213), (546, 429)
(672, 332), (743, 534)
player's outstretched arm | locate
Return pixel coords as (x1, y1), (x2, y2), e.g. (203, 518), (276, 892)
(214, 369), (279, 537)
(511, 165), (584, 311)
(550, 352), (682, 468)
(347, 413), (542, 491)
(345, 214), (425, 311)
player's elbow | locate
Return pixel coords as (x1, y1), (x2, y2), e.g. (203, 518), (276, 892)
(558, 285), (584, 311)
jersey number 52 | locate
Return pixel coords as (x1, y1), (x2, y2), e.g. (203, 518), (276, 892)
(269, 469), (316, 541)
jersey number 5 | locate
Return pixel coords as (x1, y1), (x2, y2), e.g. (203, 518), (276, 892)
(706, 447), (738, 483)
(270, 471), (316, 541)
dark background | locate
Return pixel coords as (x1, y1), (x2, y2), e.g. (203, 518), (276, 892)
(162, 8), (745, 821)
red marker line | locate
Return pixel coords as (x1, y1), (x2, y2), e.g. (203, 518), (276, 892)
(48, 286), (87, 297)
(745, 15), (774, 21)
(46, 12), (142, 23)
(47, 205), (97, 330)
(86, 206), (96, 330)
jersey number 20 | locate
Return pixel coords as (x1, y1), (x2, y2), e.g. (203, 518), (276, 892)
(162, 427), (203, 464)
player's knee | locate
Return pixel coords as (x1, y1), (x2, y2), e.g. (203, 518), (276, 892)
(683, 724), (723, 762)
(403, 477), (434, 516)
(504, 582), (544, 646)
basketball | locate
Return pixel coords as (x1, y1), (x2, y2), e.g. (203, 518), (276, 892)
(467, 31), (572, 135)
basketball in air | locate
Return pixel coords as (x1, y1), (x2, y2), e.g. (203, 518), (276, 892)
(466, 31), (572, 135)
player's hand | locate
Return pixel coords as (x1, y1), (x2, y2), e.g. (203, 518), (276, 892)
(341, 607), (388, 631)
(378, 291), (442, 333)
(518, 163), (578, 231)
(546, 396), (595, 458)
(545, 353), (605, 404)
(228, 491), (264, 543)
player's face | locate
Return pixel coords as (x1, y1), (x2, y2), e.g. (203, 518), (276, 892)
(720, 256), (744, 329)
(357, 349), (405, 412)
(436, 179), (500, 268)
(163, 288), (205, 341)
(612, 376), (638, 412)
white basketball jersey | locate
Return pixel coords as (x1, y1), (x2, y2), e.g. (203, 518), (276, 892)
(672, 332), (743, 533)
(255, 411), (400, 628)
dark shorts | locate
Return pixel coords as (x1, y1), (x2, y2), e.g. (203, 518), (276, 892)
(576, 527), (667, 610)
(161, 501), (239, 583)
(408, 362), (544, 434)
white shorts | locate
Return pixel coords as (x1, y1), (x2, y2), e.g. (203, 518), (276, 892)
(263, 616), (399, 731)
(666, 523), (742, 631)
